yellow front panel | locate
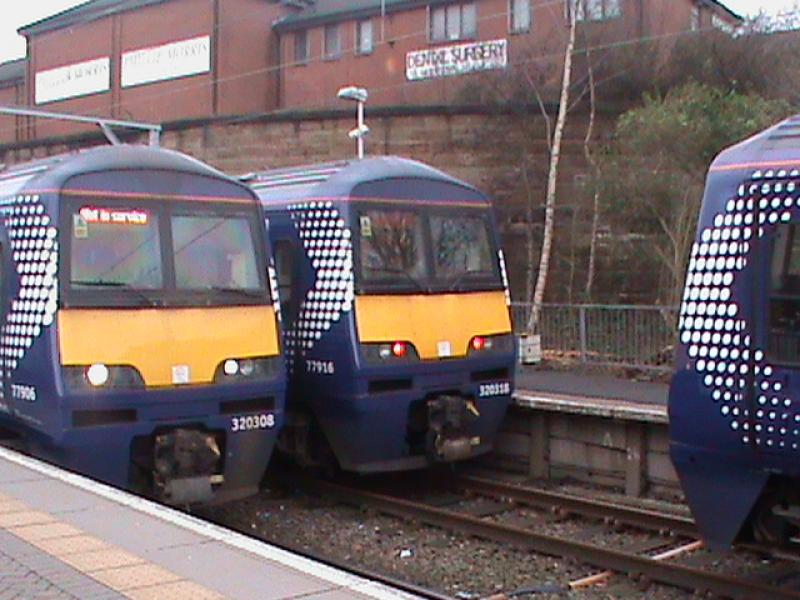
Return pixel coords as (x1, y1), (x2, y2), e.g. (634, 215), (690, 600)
(58, 306), (279, 386)
(355, 291), (511, 360)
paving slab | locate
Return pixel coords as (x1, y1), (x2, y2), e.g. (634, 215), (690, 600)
(0, 447), (421, 600)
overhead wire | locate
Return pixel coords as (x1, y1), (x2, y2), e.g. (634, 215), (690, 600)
(0, 0), (738, 140)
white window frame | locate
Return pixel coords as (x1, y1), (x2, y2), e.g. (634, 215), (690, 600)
(356, 19), (374, 55)
(569, 0), (622, 22)
(509, 0), (531, 33)
(294, 30), (310, 64)
(711, 14), (735, 34)
(690, 5), (701, 30)
(428, 2), (477, 43)
(324, 23), (341, 59)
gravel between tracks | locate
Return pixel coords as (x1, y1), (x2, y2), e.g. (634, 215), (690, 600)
(199, 479), (717, 599)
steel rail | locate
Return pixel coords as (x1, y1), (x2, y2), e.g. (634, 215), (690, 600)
(454, 474), (698, 537)
(300, 477), (800, 600)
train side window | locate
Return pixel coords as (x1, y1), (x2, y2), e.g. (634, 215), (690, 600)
(769, 223), (800, 364)
(274, 240), (297, 324)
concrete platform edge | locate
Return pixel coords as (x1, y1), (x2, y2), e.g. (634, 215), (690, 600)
(513, 391), (669, 424)
(0, 447), (419, 600)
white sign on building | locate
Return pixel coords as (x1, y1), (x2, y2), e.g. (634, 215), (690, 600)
(35, 57), (111, 104)
(122, 35), (211, 88)
(406, 39), (507, 82)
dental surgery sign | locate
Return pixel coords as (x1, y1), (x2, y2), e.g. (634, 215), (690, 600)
(121, 35), (210, 88)
(406, 39), (507, 81)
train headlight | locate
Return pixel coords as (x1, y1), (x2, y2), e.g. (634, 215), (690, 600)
(467, 333), (514, 356)
(214, 357), (279, 383)
(239, 359), (255, 377)
(86, 363), (109, 386)
(361, 342), (419, 363)
(223, 359), (239, 376)
(62, 364), (145, 391)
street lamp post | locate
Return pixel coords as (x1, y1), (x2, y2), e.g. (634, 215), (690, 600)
(336, 86), (369, 159)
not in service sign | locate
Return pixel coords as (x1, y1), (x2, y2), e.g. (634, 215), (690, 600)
(406, 39), (507, 81)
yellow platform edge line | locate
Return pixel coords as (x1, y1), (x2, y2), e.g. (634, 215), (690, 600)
(1, 494), (227, 599)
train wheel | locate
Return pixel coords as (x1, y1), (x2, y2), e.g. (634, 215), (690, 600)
(751, 498), (792, 545)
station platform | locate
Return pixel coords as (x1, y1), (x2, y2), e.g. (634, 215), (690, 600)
(0, 447), (419, 600)
(515, 366), (668, 406)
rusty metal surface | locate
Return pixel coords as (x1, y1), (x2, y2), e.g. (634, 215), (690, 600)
(454, 475), (697, 537)
(301, 477), (800, 600)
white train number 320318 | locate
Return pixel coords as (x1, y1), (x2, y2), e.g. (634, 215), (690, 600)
(478, 381), (511, 398)
(230, 413), (275, 432)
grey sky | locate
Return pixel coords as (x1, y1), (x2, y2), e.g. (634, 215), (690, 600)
(0, 0), (793, 64)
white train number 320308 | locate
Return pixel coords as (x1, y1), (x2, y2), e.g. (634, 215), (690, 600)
(230, 413), (275, 432)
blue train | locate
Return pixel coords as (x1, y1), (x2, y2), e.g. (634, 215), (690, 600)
(670, 115), (800, 547)
(246, 157), (515, 473)
(0, 144), (286, 504)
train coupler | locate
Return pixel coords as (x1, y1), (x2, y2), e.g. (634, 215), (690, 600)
(153, 429), (223, 504)
(427, 395), (481, 462)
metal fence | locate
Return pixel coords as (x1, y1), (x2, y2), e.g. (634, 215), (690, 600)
(511, 303), (680, 372)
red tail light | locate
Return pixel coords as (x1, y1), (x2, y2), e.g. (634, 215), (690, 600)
(471, 336), (486, 351)
(391, 341), (408, 357)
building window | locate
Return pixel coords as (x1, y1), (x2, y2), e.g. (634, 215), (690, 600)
(570, 0), (621, 22)
(356, 19), (373, 54)
(429, 3), (477, 42)
(324, 24), (341, 59)
(510, 0), (531, 32)
(711, 14), (734, 33)
(294, 30), (309, 64)
(690, 6), (701, 30)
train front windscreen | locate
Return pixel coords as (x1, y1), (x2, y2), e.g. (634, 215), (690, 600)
(63, 200), (269, 308)
(355, 207), (502, 294)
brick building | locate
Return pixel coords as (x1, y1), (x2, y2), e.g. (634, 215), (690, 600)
(0, 0), (741, 143)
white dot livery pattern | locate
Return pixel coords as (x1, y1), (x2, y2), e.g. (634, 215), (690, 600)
(0, 194), (58, 377)
(679, 168), (800, 450)
(282, 201), (354, 374)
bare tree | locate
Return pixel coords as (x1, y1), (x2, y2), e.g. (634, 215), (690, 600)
(583, 46), (600, 299)
(525, 2), (578, 334)
(522, 84), (552, 306)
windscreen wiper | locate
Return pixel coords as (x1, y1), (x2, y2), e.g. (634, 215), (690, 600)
(371, 267), (427, 293)
(209, 286), (266, 299)
(71, 280), (159, 306)
(447, 268), (492, 292)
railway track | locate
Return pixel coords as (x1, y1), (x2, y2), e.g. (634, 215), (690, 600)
(295, 475), (800, 600)
(452, 474), (697, 537)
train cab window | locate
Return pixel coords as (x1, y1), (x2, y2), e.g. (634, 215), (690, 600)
(172, 215), (260, 290)
(430, 214), (494, 280)
(769, 223), (800, 364)
(66, 202), (269, 308)
(359, 210), (426, 285)
(274, 240), (297, 323)
(70, 207), (163, 289)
